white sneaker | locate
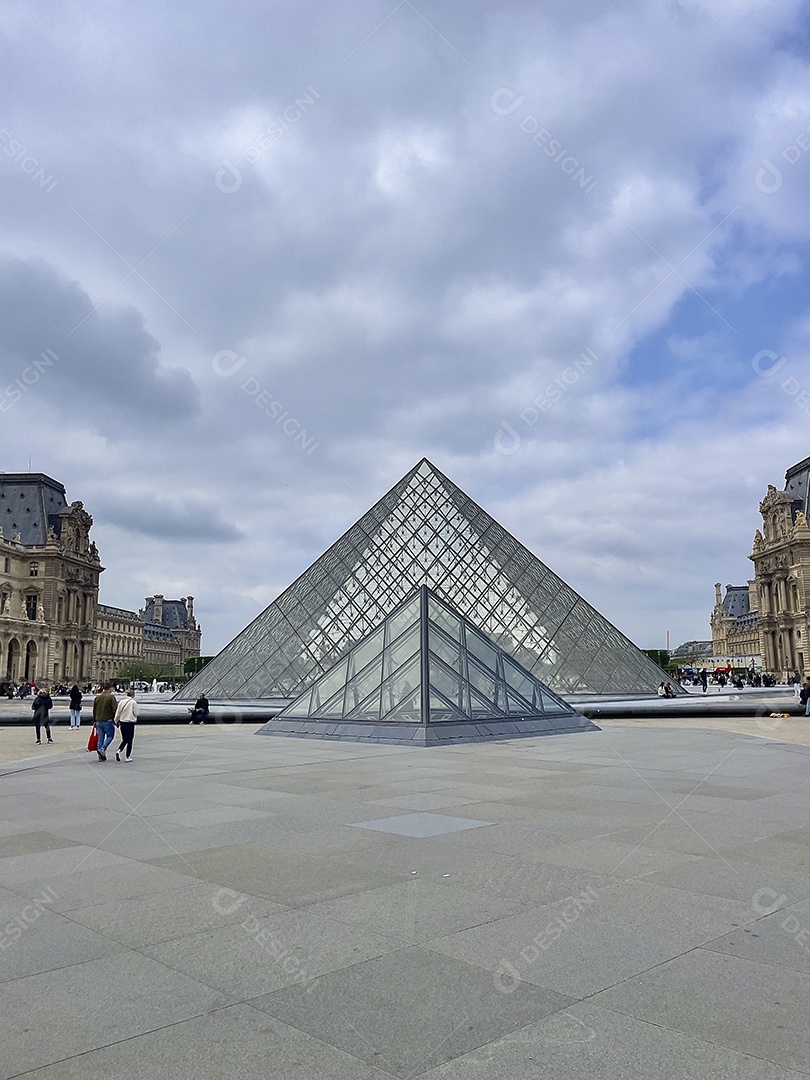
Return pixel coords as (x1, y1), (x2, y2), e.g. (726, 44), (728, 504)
(125, 757), (133, 762)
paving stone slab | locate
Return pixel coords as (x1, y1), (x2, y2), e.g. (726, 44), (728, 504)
(306, 878), (524, 944)
(0, 844), (130, 886)
(0, 831), (83, 858)
(423, 1001), (808, 1080)
(0, 909), (126, 983)
(592, 948), (810, 1073)
(5, 861), (208, 910)
(704, 906), (810, 975)
(147, 844), (408, 905)
(143, 906), (405, 998)
(13, 1004), (392, 1080)
(642, 855), (810, 907)
(426, 901), (702, 999)
(500, 834), (700, 877)
(63, 881), (288, 948)
(433, 858), (628, 908)
(252, 945), (572, 1075)
(0, 952), (231, 1079)
(349, 813), (494, 838)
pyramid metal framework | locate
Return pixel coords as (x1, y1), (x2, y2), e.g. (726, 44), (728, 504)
(259, 585), (593, 743)
(181, 459), (671, 702)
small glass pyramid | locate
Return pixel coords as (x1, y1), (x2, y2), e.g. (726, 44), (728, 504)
(181, 458), (672, 702)
(260, 585), (593, 743)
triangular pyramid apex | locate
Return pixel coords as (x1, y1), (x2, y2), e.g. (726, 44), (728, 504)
(413, 458), (443, 478)
(402, 458), (464, 494)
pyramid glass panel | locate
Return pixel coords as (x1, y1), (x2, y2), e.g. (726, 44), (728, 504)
(380, 688), (421, 722)
(384, 625), (421, 674)
(379, 656), (422, 720)
(183, 459), (675, 703)
(270, 585), (585, 745)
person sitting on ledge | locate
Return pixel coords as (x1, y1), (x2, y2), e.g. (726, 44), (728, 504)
(188, 692), (210, 724)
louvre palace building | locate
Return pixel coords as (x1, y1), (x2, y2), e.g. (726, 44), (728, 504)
(0, 473), (201, 685)
(712, 455), (810, 678)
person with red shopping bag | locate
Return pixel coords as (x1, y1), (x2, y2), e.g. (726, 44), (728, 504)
(92, 684), (117, 761)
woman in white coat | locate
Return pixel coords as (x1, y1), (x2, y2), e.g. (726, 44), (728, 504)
(114, 689), (139, 762)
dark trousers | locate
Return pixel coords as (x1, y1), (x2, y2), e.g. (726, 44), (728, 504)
(118, 722), (135, 758)
(34, 716), (51, 740)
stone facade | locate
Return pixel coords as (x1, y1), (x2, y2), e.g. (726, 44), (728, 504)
(140, 595), (201, 676)
(710, 582), (761, 663)
(0, 475), (101, 684)
(712, 457), (810, 678)
(0, 472), (202, 685)
(93, 597), (201, 681)
(94, 605), (143, 684)
(749, 484), (810, 677)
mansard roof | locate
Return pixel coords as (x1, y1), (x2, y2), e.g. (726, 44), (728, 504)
(722, 586), (751, 619)
(0, 473), (67, 546)
(143, 598), (190, 629)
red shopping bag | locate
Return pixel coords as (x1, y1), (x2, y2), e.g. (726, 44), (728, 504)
(87, 724), (99, 752)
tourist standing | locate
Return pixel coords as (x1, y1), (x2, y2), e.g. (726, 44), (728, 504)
(32, 686), (54, 744)
(92, 683), (118, 761)
(69, 684), (82, 729)
(114, 689), (139, 762)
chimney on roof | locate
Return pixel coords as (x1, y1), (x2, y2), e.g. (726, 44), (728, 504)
(186, 595), (194, 622)
(153, 594), (164, 625)
(714, 583), (722, 606)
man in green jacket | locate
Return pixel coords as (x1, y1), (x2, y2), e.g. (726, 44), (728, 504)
(92, 684), (117, 761)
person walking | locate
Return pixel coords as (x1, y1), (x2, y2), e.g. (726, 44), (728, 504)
(114, 688), (139, 762)
(68, 684), (83, 729)
(32, 686), (54, 744)
(700, 669), (708, 694)
(92, 683), (118, 761)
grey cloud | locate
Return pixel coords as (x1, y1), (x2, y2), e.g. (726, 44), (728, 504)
(102, 494), (245, 544)
(0, 255), (199, 422)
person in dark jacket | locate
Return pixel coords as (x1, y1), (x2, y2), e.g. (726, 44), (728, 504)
(32, 687), (54, 744)
(92, 684), (118, 761)
(188, 692), (210, 724)
(68, 684), (83, 729)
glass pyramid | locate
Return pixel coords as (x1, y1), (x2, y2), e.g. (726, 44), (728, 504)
(259, 586), (593, 743)
(180, 458), (671, 702)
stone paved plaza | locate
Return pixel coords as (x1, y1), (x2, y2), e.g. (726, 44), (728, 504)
(2, 720), (810, 1078)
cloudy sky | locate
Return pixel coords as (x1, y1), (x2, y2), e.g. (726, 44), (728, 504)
(1, 0), (809, 655)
